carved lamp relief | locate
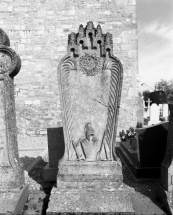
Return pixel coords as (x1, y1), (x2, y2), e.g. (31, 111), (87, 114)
(58, 22), (123, 161)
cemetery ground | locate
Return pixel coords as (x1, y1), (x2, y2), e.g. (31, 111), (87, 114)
(20, 152), (169, 215)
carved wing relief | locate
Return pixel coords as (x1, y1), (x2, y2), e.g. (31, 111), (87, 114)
(60, 56), (77, 160)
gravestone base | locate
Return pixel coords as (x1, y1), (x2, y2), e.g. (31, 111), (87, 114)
(47, 161), (134, 213)
(57, 161), (122, 188)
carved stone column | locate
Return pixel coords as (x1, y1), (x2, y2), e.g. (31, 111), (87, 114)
(0, 28), (24, 189)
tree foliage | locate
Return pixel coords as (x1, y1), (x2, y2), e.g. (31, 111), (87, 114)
(155, 79), (173, 104)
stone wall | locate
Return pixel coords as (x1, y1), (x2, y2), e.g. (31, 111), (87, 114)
(0, 0), (139, 153)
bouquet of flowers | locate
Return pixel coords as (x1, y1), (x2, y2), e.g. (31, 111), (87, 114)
(119, 127), (136, 142)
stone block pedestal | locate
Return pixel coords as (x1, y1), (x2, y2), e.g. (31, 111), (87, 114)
(47, 161), (134, 213)
(0, 28), (28, 214)
(57, 161), (122, 188)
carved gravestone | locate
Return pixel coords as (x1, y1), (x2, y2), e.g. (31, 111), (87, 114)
(0, 28), (24, 189)
(58, 21), (123, 162)
(47, 22), (134, 213)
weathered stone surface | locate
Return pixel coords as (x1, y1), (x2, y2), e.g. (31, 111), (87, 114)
(0, 184), (29, 215)
(58, 161), (122, 175)
(48, 162), (134, 213)
(48, 186), (134, 213)
(0, 28), (24, 189)
(59, 22), (123, 161)
(57, 161), (122, 188)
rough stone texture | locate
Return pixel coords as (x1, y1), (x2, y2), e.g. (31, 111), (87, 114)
(0, 28), (24, 189)
(0, 0), (139, 152)
(56, 161), (122, 188)
(0, 185), (29, 215)
(24, 157), (167, 214)
(48, 187), (134, 213)
(48, 161), (135, 213)
(59, 22), (123, 160)
(161, 104), (173, 212)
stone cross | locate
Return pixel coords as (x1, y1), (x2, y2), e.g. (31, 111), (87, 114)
(0, 28), (24, 189)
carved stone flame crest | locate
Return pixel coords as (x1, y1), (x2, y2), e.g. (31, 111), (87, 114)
(79, 53), (102, 76)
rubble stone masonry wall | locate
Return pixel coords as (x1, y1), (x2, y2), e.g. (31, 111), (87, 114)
(0, 0), (139, 153)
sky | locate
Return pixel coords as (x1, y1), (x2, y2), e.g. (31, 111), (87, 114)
(137, 0), (173, 88)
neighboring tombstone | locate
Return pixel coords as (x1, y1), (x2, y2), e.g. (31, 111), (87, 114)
(148, 103), (160, 125)
(136, 122), (168, 168)
(0, 28), (28, 215)
(0, 28), (24, 189)
(161, 105), (173, 206)
(163, 104), (169, 121)
(117, 122), (168, 178)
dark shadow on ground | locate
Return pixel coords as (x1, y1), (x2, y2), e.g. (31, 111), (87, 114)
(120, 159), (171, 215)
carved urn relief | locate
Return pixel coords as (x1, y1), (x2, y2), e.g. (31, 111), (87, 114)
(58, 22), (123, 161)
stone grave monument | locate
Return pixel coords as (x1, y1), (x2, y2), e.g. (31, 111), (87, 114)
(0, 28), (28, 214)
(161, 104), (173, 213)
(148, 103), (160, 125)
(117, 121), (168, 179)
(47, 22), (134, 213)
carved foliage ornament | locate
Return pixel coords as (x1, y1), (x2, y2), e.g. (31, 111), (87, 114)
(79, 53), (102, 76)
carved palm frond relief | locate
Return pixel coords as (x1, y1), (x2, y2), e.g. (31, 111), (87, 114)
(103, 56), (123, 151)
(60, 56), (76, 160)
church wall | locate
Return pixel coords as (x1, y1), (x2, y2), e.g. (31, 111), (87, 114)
(0, 0), (139, 154)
